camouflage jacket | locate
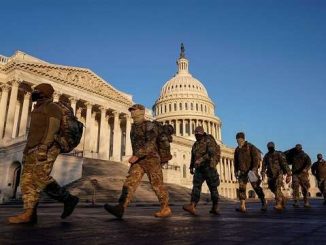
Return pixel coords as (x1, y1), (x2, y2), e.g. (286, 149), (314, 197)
(262, 151), (291, 178)
(190, 134), (221, 169)
(234, 141), (261, 173)
(311, 160), (326, 180)
(24, 98), (62, 153)
(130, 120), (160, 159)
(285, 149), (311, 174)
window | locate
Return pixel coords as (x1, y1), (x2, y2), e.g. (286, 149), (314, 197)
(191, 103), (193, 110)
(185, 103), (188, 110)
(179, 103), (182, 110)
(169, 104), (172, 112)
(174, 103), (177, 111)
(183, 165), (187, 178)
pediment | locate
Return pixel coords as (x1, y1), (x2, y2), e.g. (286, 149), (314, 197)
(1, 57), (132, 106)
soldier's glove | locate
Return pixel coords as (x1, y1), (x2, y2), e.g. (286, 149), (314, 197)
(37, 144), (48, 162)
(190, 168), (194, 175)
(285, 174), (292, 184)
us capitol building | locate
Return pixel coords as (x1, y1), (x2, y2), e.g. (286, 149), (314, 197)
(0, 46), (318, 203)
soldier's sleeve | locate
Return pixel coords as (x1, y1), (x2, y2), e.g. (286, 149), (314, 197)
(279, 152), (291, 175)
(250, 144), (260, 170)
(234, 149), (239, 173)
(41, 102), (62, 147)
(190, 146), (195, 169)
(261, 155), (267, 174)
(304, 154), (312, 171)
(134, 122), (159, 158)
(311, 163), (317, 176)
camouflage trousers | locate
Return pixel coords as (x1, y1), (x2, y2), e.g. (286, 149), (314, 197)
(238, 172), (265, 200)
(268, 175), (284, 202)
(292, 172), (310, 200)
(191, 166), (220, 204)
(21, 145), (60, 209)
(317, 178), (326, 199)
(119, 158), (169, 207)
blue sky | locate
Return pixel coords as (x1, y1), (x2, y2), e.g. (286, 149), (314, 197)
(1, 0), (325, 158)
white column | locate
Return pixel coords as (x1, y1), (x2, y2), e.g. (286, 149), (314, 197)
(83, 102), (93, 155)
(227, 159), (232, 182)
(53, 91), (60, 102)
(107, 115), (111, 158)
(4, 80), (20, 139)
(231, 160), (235, 182)
(0, 85), (10, 139)
(18, 92), (31, 137)
(182, 119), (186, 136)
(112, 111), (121, 161)
(99, 107), (109, 160)
(125, 115), (132, 156)
(218, 125), (222, 141)
(12, 101), (21, 138)
(70, 97), (77, 115)
(176, 120), (180, 136)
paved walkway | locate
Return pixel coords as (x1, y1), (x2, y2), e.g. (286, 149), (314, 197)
(0, 199), (325, 244)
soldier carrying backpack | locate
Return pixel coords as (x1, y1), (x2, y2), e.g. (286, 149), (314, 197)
(183, 126), (221, 216)
(8, 83), (81, 224)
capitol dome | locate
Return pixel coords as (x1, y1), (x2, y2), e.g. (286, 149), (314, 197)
(153, 44), (222, 142)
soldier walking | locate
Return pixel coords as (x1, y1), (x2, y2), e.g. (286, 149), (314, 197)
(8, 83), (79, 224)
(311, 154), (326, 205)
(234, 132), (267, 212)
(261, 142), (292, 211)
(104, 104), (172, 218)
(183, 126), (221, 215)
(284, 144), (312, 208)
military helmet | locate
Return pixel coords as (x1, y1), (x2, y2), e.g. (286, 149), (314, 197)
(128, 104), (145, 111)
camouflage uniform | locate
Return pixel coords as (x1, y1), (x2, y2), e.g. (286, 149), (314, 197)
(311, 159), (326, 200)
(234, 141), (265, 200)
(21, 99), (62, 209)
(262, 151), (291, 203)
(190, 134), (221, 205)
(285, 149), (311, 200)
(118, 120), (169, 207)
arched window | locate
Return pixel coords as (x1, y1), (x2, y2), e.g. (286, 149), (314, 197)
(185, 103), (188, 110)
(183, 165), (187, 178)
(201, 104), (203, 111)
(164, 105), (167, 113)
(191, 103), (194, 110)
(174, 103), (177, 111)
(196, 103), (198, 111)
(179, 103), (183, 110)
(169, 104), (172, 112)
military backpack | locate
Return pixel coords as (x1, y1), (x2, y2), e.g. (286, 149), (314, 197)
(149, 121), (174, 165)
(54, 101), (84, 153)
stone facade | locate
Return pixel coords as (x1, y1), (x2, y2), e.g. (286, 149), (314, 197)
(0, 49), (320, 203)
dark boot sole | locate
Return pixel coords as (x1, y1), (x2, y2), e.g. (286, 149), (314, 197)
(104, 204), (123, 219)
(61, 197), (79, 219)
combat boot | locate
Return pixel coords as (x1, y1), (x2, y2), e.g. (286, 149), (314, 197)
(235, 200), (246, 213)
(61, 195), (79, 219)
(292, 200), (299, 208)
(183, 202), (196, 215)
(261, 197), (268, 212)
(209, 203), (220, 215)
(303, 197), (311, 208)
(8, 209), (36, 224)
(104, 203), (124, 219)
(273, 199), (284, 212)
(154, 205), (172, 218)
(44, 181), (79, 219)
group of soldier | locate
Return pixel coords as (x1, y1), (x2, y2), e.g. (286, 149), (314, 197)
(7, 83), (326, 224)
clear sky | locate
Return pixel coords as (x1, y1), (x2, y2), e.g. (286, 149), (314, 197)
(1, 0), (325, 158)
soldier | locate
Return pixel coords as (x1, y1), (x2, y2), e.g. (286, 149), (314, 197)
(8, 83), (79, 224)
(261, 142), (292, 211)
(183, 126), (221, 215)
(284, 144), (312, 208)
(311, 154), (326, 205)
(234, 132), (267, 212)
(104, 104), (171, 218)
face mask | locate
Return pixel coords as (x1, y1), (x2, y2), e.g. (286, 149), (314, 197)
(268, 147), (275, 153)
(31, 91), (41, 102)
(195, 134), (204, 141)
(131, 109), (145, 124)
(237, 138), (245, 147)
